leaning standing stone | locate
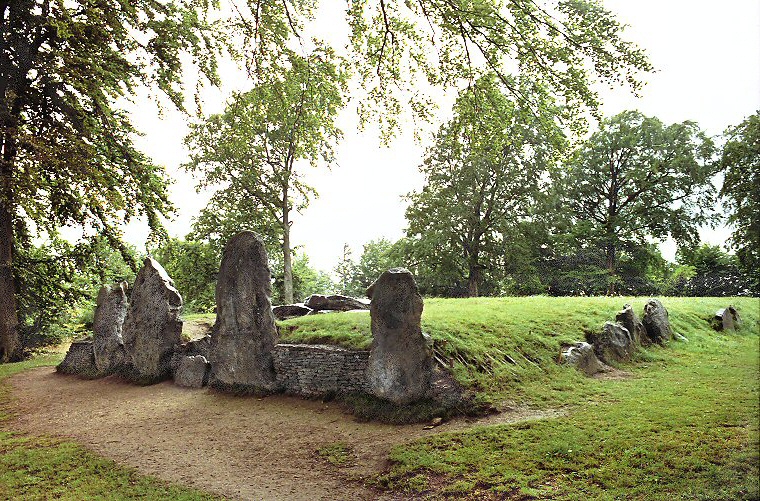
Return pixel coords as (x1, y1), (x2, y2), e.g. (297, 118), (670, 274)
(92, 282), (128, 375)
(642, 298), (673, 344)
(121, 258), (183, 384)
(616, 304), (646, 346)
(713, 306), (741, 331)
(208, 232), (279, 394)
(365, 268), (432, 405)
(560, 342), (607, 376)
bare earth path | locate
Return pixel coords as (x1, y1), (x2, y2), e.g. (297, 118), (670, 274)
(9, 368), (562, 500)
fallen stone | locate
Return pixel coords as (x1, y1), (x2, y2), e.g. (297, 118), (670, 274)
(272, 304), (312, 320)
(642, 298), (673, 344)
(92, 282), (128, 376)
(208, 232), (279, 394)
(365, 268), (433, 405)
(616, 303), (646, 346)
(587, 322), (635, 364)
(560, 342), (607, 376)
(57, 341), (99, 378)
(174, 355), (210, 388)
(171, 335), (211, 374)
(713, 306), (741, 331)
(121, 258), (184, 384)
(304, 294), (370, 312)
(673, 333), (689, 342)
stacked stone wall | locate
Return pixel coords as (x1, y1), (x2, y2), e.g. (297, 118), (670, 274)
(272, 343), (370, 397)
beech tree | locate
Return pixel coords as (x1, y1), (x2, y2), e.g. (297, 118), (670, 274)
(557, 110), (717, 291)
(405, 75), (564, 296)
(0, 1), (220, 361)
(184, 48), (347, 304)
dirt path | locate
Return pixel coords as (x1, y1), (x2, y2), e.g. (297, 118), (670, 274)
(9, 368), (562, 500)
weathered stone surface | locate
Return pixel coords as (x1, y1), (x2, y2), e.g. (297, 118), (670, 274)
(365, 268), (433, 405)
(304, 294), (370, 312)
(587, 322), (635, 364)
(121, 258), (183, 384)
(272, 344), (370, 397)
(208, 232), (279, 393)
(57, 341), (98, 378)
(272, 304), (312, 320)
(713, 306), (741, 331)
(174, 355), (210, 388)
(642, 298), (673, 344)
(171, 335), (211, 374)
(560, 342), (607, 376)
(92, 282), (128, 376)
(615, 303), (646, 346)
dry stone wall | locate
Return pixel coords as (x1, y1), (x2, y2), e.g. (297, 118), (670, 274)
(272, 344), (370, 397)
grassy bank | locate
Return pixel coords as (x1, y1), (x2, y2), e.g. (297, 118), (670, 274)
(281, 296), (759, 498)
(0, 356), (218, 500)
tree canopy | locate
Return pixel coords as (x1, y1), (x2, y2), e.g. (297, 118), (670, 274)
(405, 74), (564, 296)
(555, 110), (718, 291)
(720, 111), (759, 287)
(184, 47), (348, 304)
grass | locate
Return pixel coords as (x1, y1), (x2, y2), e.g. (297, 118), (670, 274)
(317, 442), (356, 467)
(280, 296), (760, 498)
(0, 355), (219, 500)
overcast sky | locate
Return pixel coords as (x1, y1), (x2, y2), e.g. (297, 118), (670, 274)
(122, 0), (760, 273)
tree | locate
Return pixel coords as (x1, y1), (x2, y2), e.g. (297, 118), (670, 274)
(333, 244), (357, 296)
(556, 110), (717, 292)
(0, 1), (220, 361)
(405, 75), (564, 296)
(184, 47), (347, 304)
(153, 238), (219, 314)
(720, 112), (759, 286)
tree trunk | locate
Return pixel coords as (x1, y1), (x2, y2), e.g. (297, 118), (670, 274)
(0, 198), (20, 362)
(605, 241), (617, 295)
(282, 202), (293, 305)
(467, 260), (480, 297)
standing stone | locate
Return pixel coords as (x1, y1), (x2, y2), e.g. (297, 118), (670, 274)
(208, 232), (278, 394)
(642, 298), (673, 344)
(92, 282), (128, 375)
(560, 342), (607, 376)
(615, 304), (646, 346)
(713, 306), (741, 331)
(121, 258), (183, 384)
(587, 322), (635, 364)
(365, 268), (432, 405)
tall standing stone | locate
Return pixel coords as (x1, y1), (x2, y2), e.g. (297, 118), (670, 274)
(92, 282), (128, 375)
(208, 232), (279, 393)
(122, 258), (183, 384)
(365, 268), (432, 405)
(616, 304), (646, 346)
(642, 298), (673, 344)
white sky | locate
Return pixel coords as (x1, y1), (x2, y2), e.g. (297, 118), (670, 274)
(122, 0), (760, 272)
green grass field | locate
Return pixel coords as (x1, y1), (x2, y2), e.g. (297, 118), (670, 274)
(0, 296), (757, 499)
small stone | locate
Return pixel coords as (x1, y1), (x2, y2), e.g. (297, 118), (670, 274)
(174, 355), (210, 388)
(560, 342), (607, 376)
(713, 306), (741, 331)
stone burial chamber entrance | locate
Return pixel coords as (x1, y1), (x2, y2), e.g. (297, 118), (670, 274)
(58, 231), (466, 417)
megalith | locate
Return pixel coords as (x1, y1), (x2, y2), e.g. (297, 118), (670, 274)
(587, 321), (635, 364)
(121, 258), (183, 384)
(208, 231), (279, 394)
(713, 306), (741, 331)
(615, 303), (646, 346)
(560, 342), (607, 376)
(92, 282), (128, 375)
(642, 298), (673, 344)
(365, 268), (432, 405)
